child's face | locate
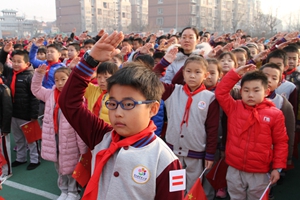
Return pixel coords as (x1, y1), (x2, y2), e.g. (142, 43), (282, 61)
(220, 54), (235, 74)
(286, 52), (299, 70)
(84, 43), (94, 51)
(11, 55), (29, 71)
(108, 84), (158, 137)
(47, 47), (61, 62)
(248, 47), (258, 59)
(122, 42), (132, 52)
(132, 41), (142, 51)
(183, 62), (208, 91)
(55, 71), (69, 91)
(261, 67), (281, 92)
(67, 46), (79, 60)
(37, 52), (46, 60)
(234, 52), (247, 68)
(241, 80), (268, 106)
(204, 63), (220, 88)
(61, 50), (68, 59)
(97, 72), (112, 91)
(269, 57), (285, 72)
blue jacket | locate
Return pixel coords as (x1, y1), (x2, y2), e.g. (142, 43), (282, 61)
(151, 100), (165, 136)
(29, 44), (66, 89)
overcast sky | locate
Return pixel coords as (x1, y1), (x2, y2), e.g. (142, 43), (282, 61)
(1, 0), (299, 22)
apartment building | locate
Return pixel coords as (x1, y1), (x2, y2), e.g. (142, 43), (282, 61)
(149, 0), (259, 33)
(130, 0), (148, 31)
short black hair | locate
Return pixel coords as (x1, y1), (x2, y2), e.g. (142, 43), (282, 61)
(84, 39), (96, 46)
(283, 45), (299, 55)
(14, 44), (24, 50)
(96, 61), (118, 75)
(107, 62), (164, 102)
(134, 54), (155, 68)
(183, 55), (208, 71)
(47, 44), (62, 52)
(133, 38), (143, 45)
(232, 48), (248, 60)
(11, 50), (29, 63)
(122, 38), (133, 45)
(241, 70), (268, 89)
(67, 42), (81, 52)
(239, 46), (251, 60)
(266, 49), (287, 67)
(180, 27), (200, 39)
(37, 47), (47, 54)
(260, 62), (282, 81)
(153, 51), (165, 60)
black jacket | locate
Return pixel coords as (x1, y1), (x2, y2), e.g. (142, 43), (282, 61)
(0, 80), (12, 133)
(0, 50), (39, 121)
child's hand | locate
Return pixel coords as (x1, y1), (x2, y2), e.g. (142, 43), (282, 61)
(270, 169), (280, 184)
(164, 47), (178, 63)
(207, 45), (222, 58)
(89, 31), (124, 62)
(3, 42), (13, 53)
(69, 57), (80, 70)
(139, 43), (153, 54)
(36, 64), (48, 74)
(205, 160), (213, 169)
(97, 29), (105, 37)
(35, 38), (44, 47)
(252, 49), (270, 63)
(235, 64), (256, 76)
(120, 46), (130, 55)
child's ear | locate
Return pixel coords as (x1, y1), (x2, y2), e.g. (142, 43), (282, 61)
(149, 101), (160, 118)
(26, 62), (30, 67)
(204, 71), (209, 80)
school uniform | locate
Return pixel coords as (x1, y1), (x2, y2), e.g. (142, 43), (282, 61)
(58, 58), (184, 200)
(215, 69), (288, 200)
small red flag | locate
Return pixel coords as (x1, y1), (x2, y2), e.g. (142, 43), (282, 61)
(0, 153), (7, 167)
(260, 188), (269, 200)
(20, 120), (42, 143)
(206, 158), (228, 190)
(72, 150), (92, 187)
(184, 178), (207, 200)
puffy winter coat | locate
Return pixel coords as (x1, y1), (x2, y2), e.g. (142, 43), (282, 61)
(215, 69), (288, 173)
(31, 71), (87, 175)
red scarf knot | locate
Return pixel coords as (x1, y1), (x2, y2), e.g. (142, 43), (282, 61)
(92, 90), (107, 117)
(53, 88), (61, 134)
(181, 84), (206, 127)
(10, 67), (29, 100)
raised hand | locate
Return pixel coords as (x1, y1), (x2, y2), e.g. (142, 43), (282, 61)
(69, 57), (80, 70)
(252, 49), (270, 63)
(36, 64), (48, 74)
(139, 43), (153, 54)
(120, 46), (130, 55)
(235, 64), (257, 76)
(4, 42), (13, 53)
(164, 47), (178, 63)
(207, 45), (222, 58)
(89, 31), (124, 62)
(284, 31), (299, 41)
(35, 38), (44, 47)
(97, 29), (105, 37)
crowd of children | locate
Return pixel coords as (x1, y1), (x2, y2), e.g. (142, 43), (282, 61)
(0, 27), (299, 200)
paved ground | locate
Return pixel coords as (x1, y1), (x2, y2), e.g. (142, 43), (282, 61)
(0, 137), (299, 199)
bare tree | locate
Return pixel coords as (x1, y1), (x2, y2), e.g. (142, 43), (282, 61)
(263, 7), (281, 35)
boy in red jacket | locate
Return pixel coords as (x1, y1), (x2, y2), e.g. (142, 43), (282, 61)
(215, 65), (288, 200)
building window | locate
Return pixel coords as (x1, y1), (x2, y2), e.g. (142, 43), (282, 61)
(156, 17), (163, 26)
(157, 8), (163, 15)
(98, 9), (102, 15)
(122, 12), (126, 18)
(158, 0), (163, 4)
(103, 2), (108, 8)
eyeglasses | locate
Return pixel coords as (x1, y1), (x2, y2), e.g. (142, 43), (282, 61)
(105, 98), (157, 110)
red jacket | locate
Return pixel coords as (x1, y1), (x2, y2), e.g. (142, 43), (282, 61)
(215, 69), (288, 173)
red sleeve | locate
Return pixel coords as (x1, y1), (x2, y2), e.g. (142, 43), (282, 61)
(153, 58), (170, 77)
(271, 111), (289, 169)
(171, 67), (184, 85)
(59, 58), (113, 150)
(215, 69), (239, 115)
(288, 88), (297, 118)
(205, 99), (220, 160)
(161, 83), (175, 101)
(155, 160), (184, 200)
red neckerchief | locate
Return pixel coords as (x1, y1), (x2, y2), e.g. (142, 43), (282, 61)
(285, 68), (296, 76)
(82, 121), (157, 200)
(45, 61), (61, 80)
(92, 90), (107, 117)
(53, 88), (60, 134)
(0, 77), (3, 84)
(206, 82), (218, 92)
(239, 99), (275, 143)
(10, 67), (29, 100)
(181, 84), (206, 127)
(65, 59), (72, 66)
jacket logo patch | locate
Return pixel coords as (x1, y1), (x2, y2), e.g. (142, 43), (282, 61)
(132, 166), (150, 184)
(198, 101), (206, 110)
(263, 116), (270, 122)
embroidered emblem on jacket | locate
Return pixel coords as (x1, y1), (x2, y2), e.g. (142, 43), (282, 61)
(132, 166), (150, 184)
(198, 101), (206, 110)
